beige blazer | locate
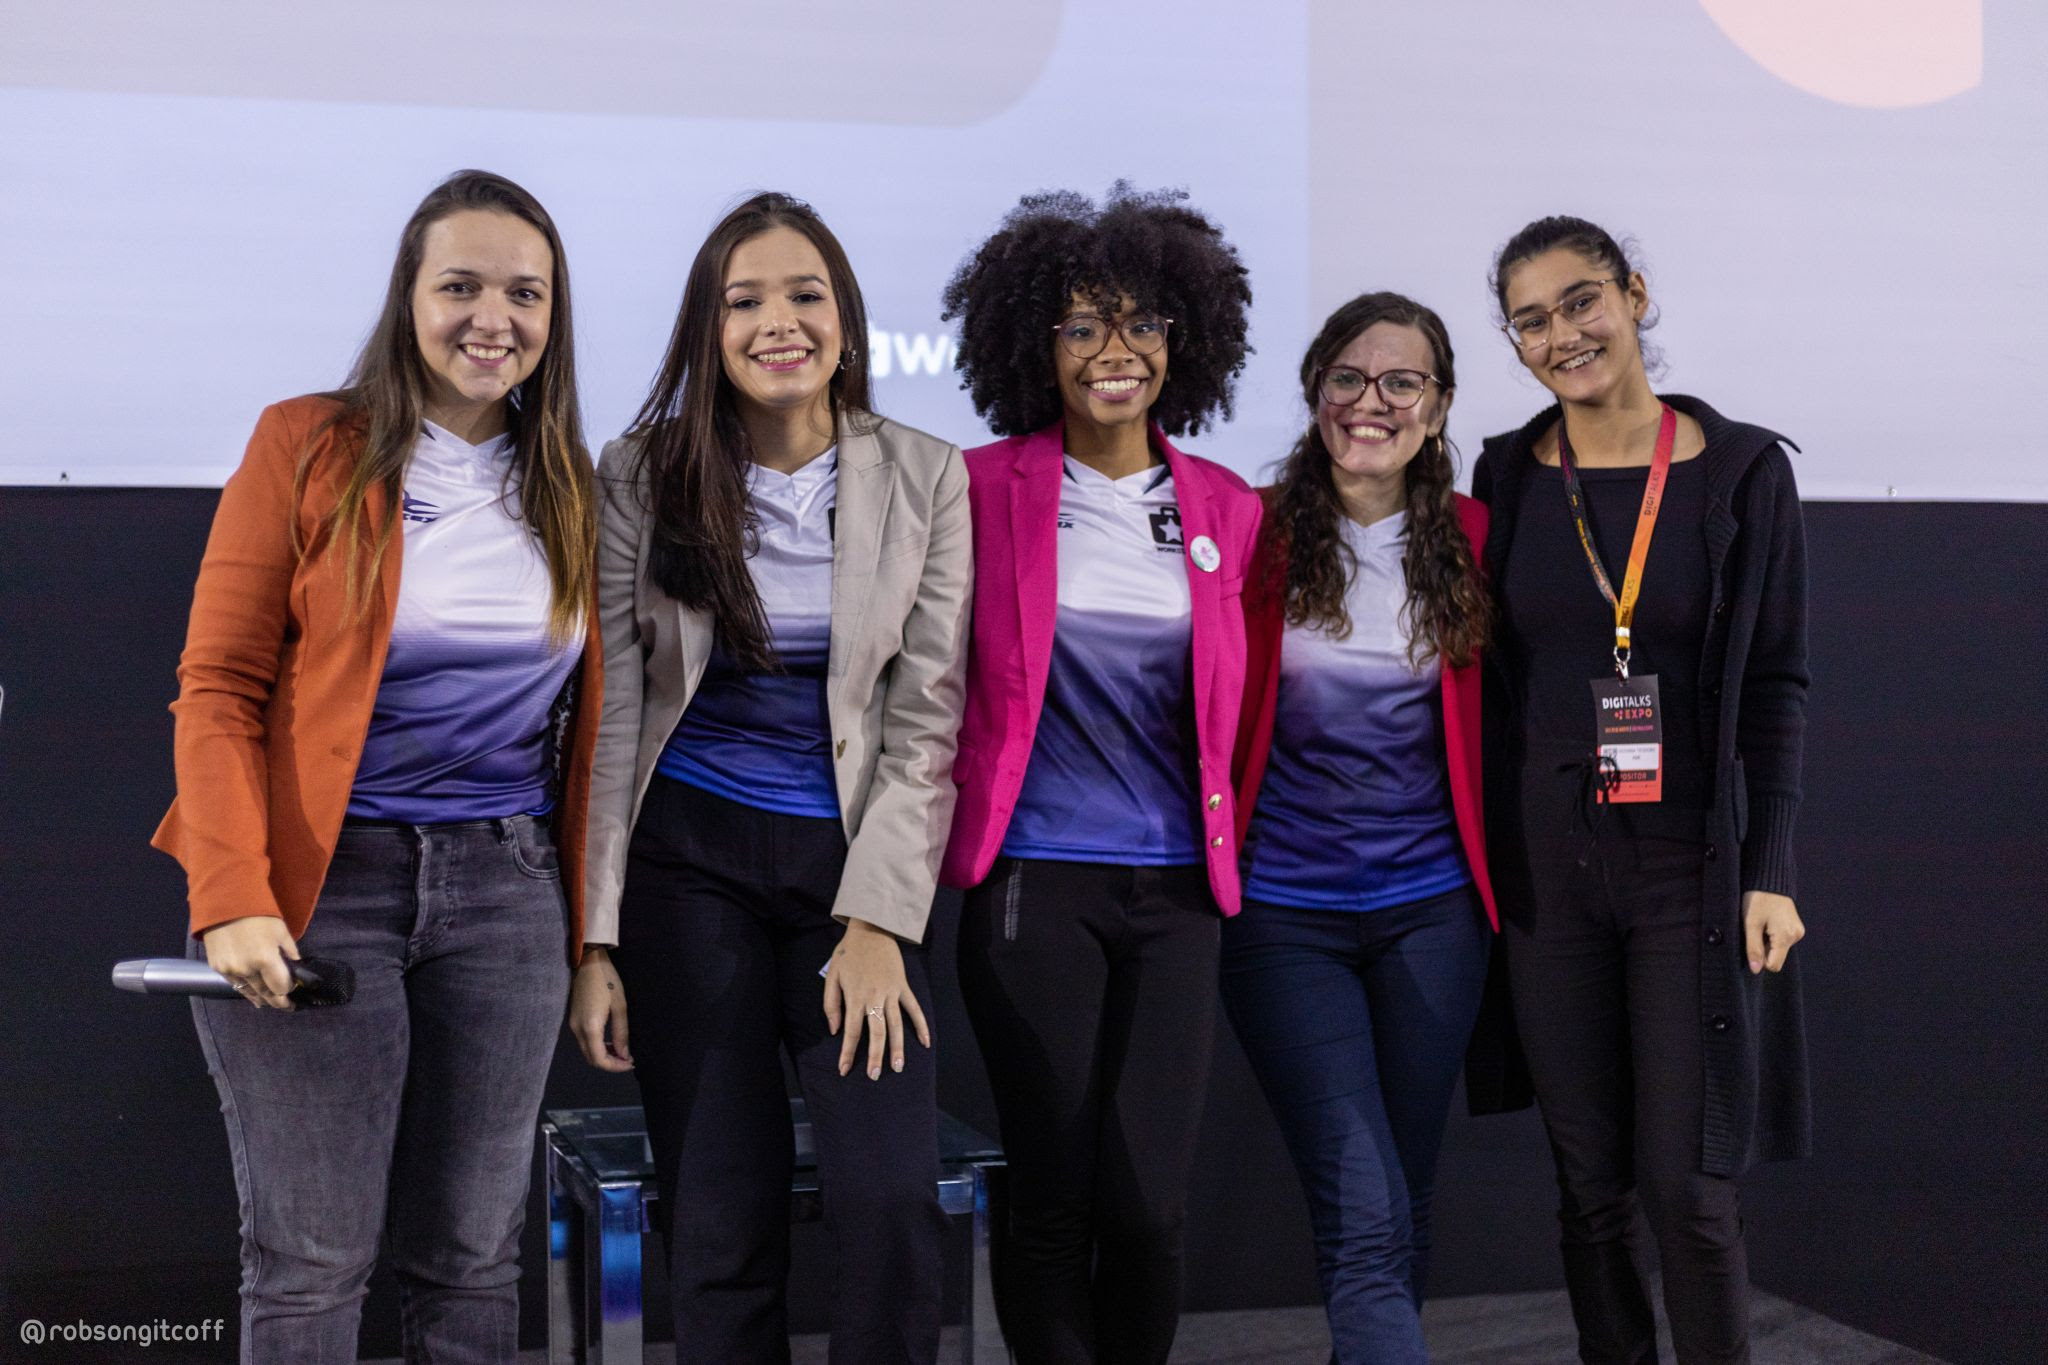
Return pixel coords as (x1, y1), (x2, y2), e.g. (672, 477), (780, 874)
(583, 413), (972, 945)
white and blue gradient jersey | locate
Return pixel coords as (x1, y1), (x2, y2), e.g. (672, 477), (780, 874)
(1002, 456), (1202, 865)
(346, 422), (583, 823)
(1242, 511), (1469, 911)
(658, 449), (839, 820)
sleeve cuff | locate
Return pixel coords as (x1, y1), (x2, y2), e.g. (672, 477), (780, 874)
(1741, 794), (1799, 899)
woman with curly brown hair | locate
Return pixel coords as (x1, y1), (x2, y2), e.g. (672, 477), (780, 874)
(1226, 292), (1497, 1364)
(938, 183), (1260, 1365)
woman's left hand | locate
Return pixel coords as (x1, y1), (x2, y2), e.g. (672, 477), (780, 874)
(823, 917), (931, 1080)
(1742, 891), (1806, 974)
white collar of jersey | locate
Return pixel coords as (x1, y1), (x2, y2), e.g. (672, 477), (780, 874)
(1061, 454), (1173, 498)
(747, 446), (836, 489)
(1342, 507), (1409, 557)
(745, 446), (837, 518)
(418, 419), (514, 464)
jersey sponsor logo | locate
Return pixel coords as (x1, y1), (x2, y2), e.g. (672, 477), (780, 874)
(401, 491), (440, 523)
(1148, 504), (1184, 552)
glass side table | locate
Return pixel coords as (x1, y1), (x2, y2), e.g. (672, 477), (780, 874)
(543, 1102), (1009, 1363)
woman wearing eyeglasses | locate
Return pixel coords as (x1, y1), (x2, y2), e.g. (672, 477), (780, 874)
(938, 183), (1259, 1365)
(1223, 293), (1495, 1364)
(1474, 216), (1810, 1365)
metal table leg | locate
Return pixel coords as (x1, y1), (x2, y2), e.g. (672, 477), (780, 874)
(590, 1181), (645, 1365)
(545, 1133), (577, 1365)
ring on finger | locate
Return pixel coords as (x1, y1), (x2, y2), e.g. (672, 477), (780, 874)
(865, 1005), (884, 1019)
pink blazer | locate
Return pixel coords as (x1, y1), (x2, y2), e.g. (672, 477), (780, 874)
(940, 422), (1264, 914)
(1231, 492), (1497, 928)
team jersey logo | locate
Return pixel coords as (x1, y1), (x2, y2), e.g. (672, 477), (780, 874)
(1148, 504), (1184, 552)
(401, 492), (440, 524)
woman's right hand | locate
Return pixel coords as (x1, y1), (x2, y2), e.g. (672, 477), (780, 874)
(569, 947), (634, 1072)
(200, 915), (301, 1010)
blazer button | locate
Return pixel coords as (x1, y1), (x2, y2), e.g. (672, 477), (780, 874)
(1704, 843), (1718, 861)
(1207, 793), (1222, 810)
(1706, 927), (1724, 946)
(1210, 836), (1224, 848)
(1713, 600), (1729, 619)
(1710, 1014), (1732, 1033)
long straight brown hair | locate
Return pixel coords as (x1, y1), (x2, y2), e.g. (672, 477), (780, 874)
(1259, 291), (1491, 669)
(630, 192), (875, 672)
(297, 169), (594, 639)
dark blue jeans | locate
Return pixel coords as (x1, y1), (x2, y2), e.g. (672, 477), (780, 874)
(191, 815), (571, 1364)
(1219, 884), (1490, 1365)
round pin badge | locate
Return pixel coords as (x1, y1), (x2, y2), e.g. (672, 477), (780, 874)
(1189, 534), (1222, 573)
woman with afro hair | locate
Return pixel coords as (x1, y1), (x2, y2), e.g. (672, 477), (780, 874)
(1227, 292), (1498, 1363)
(938, 183), (1260, 1364)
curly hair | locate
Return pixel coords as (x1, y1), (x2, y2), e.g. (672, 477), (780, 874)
(940, 182), (1251, 438)
(1257, 292), (1491, 670)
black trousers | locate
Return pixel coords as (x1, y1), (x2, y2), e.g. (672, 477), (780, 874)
(1500, 764), (1749, 1365)
(613, 777), (946, 1365)
(956, 857), (1220, 1365)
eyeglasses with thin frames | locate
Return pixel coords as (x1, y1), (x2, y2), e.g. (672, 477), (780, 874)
(1501, 278), (1615, 350)
(1316, 365), (1443, 411)
(1052, 313), (1173, 360)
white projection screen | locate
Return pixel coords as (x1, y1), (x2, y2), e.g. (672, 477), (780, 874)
(2, 0), (2041, 499)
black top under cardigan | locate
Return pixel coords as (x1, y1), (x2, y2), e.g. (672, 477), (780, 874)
(1469, 393), (1813, 1177)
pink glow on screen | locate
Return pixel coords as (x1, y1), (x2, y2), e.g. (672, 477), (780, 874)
(1701, 0), (1982, 108)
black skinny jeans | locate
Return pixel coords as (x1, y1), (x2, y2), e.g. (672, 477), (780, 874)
(613, 777), (946, 1365)
(1501, 762), (1749, 1365)
(956, 858), (1220, 1365)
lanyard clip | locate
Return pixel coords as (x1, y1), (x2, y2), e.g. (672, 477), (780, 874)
(1614, 625), (1632, 679)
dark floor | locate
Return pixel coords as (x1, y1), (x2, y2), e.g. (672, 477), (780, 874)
(383, 1288), (1946, 1364)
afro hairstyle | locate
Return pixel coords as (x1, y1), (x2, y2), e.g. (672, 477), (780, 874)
(940, 181), (1253, 439)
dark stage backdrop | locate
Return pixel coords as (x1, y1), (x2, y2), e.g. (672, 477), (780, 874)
(1, 490), (2041, 1364)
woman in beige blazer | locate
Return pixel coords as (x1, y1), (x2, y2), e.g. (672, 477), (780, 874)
(565, 192), (972, 1362)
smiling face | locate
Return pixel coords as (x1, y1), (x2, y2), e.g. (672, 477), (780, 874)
(719, 226), (843, 426)
(1315, 321), (1449, 508)
(410, 209), (554, 435)
(1500, 246), (1649, 404)
(1052, 291), (1168, 445)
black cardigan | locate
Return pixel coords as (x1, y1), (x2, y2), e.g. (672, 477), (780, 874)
(1470, 393), (1813, 1177)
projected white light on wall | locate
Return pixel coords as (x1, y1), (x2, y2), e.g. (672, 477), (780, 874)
(0, 0), (1061, 124)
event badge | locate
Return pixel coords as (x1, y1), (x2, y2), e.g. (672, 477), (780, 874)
(1189, 534), (1221, 573)
(1589, 674), (1663, 803)
(1557, 403), (1677, 806)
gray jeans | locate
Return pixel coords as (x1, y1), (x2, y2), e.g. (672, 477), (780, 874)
(191, 815), (571, 1364)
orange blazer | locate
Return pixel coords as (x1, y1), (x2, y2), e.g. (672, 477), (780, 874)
(152, 394), (602, 962)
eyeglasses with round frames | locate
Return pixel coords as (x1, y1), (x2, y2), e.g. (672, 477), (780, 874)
(1052, 313), (1173, 360)
(1317, 365), (1442, 411)
(1501, 278), (1615, 350)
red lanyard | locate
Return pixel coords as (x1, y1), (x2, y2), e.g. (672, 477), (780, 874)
(1555, 404), (1676, 679)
